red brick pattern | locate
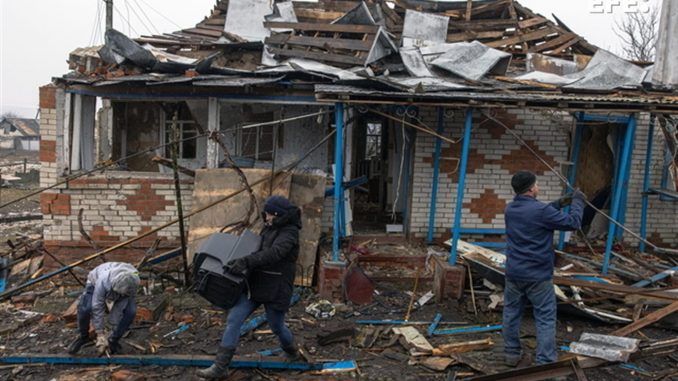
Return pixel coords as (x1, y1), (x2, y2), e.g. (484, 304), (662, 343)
(317, 261), (346, 301)
(90, 225), (120, 243)
(40, 193), (71, 216)
(479, 109), (519, 139)
(118, 182), (174, 221)
(464, 188), (505, 224)
(39, 140), (56, 163)
(39, 84), (57, 109)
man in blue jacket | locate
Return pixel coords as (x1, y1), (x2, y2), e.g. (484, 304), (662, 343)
(503, 171), (585, 366)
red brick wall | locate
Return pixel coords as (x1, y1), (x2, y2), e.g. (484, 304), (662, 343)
(39, 140), (56, 163)
(39, 84), (57, 109)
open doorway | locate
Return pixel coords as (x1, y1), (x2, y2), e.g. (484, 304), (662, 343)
(350, 114), (414, 236)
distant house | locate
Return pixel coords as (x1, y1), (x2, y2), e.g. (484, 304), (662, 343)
(0, 117), (40, 151)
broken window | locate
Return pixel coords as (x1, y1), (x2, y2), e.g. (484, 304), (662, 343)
(236, 109), (275, 161)
(365, 123), (382, 159)
(164, 104), (199, 160)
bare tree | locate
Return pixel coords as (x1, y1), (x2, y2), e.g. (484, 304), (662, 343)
(1, 111), (19, 119)
(614, 6), (659, 62)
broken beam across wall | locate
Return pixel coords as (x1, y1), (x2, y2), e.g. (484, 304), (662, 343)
(0, 354), (357, 372)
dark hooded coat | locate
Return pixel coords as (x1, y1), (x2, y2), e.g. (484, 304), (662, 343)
(246, 206), (301, 311)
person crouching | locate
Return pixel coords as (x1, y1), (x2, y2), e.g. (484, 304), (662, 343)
(67, 262), (140, 355)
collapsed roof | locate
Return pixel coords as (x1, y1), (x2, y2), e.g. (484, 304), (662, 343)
(59, 0), (678, 111)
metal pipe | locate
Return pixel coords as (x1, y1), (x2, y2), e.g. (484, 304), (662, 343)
(450, 108), (474, 265)
(639, 116), (655, 253)
(603, 114), (637, 274)
(558, 115), (584, 250)
(427, 107), (445, 243)
(333, 103), (345, 262)
(169, 110), (190, 286)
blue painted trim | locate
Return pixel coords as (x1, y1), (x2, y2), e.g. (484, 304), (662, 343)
(577, 113), (630, 124)
(427, 313), (443, 337)
(0, 355), (356, 372)
(458, 228), (506, 235)
(257, 347), (283, 356)
(558, 118), (584, 250)
(144, 248), (181, 266)
(572, 275), (610, 284)
(333, 103), (345, 262)
(428, 107), (445, 243)
(433, 324), (502, 335)
(632, 266), (678, 288)
(324, 176), (368, 198)
(65, 89), (319, 104)
(450, 108), (474, 265)
(0, 279), (5, 293)
(638, 114), (655, 252)
(617, 131), (635, 241)
(603, 114), (637, 274)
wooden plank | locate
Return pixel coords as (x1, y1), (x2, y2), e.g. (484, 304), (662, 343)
(187, 169), (292, 261)
(263, 21), (379, 34)
(431, 338), (494, 356)
(449, 19), (519, 31)
(267, 46), (366, 66)
(181, 27), (223, 38)
(518, 17), (548, 29)
(551, 36), (581, 54)
(265, 34), (373, 52)
(288, 173), (326, 287)
(447, 30), (505, 43)
(529, 33), (576, 53)
(465, 0), (473, 21)
(611, 301), (678, 337)
(294, 8), (345, 22)
(485, 27), (557, 48)
(553, 276), (678, 301)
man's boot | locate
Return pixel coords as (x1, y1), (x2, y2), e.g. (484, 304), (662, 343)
(67, 335), (91, 355)
(108, 339), (122, 355)
(196, 346), (235, 379)
(282, 343), (302, 362)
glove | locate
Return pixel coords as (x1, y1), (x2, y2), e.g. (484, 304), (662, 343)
(225, 257), (248, 275)
(95, 331), (109, 355)
(554, 194), (573, 208)
(572, 189), (586, 201)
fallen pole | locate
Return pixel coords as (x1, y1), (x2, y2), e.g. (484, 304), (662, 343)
(0, 354), (357, 373)
(0, 130), (335, 301)
(432, 324), (502, 336)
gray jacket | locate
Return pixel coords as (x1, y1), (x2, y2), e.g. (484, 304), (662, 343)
(86, 262), (138, 332)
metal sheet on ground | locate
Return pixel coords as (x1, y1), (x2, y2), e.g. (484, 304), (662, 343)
(288, 173), (326, 286)
(188, 169), (291, 261)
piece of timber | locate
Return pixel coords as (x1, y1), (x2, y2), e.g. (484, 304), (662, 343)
(263, 21), (379, 34)
(553, 276), (678, 301)
(486, 27), (557, 48)
(0, 354), (356, 372)
(267, 47), (366, 66)
(265, 34), (373, 52)
(431, 338), (494, 356)
(611, 301), (678, 337)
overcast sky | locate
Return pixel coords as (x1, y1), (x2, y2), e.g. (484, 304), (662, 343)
(0, 0), (662, 118)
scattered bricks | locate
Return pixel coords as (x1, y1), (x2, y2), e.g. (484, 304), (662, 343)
(433, 257), (466, 301)
(39, 139), (57, 163)
(317, 260), (347, 301)
(62, 297), (80, 322)
(40, 313), (59, 324)
(135, 307), (154, 323)
(11, 293), (37, 305)
(39, 84), (57, 109)
(111, 370), (147, 381)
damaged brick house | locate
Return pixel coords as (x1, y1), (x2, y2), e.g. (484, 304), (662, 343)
(39, 0), (677, 292)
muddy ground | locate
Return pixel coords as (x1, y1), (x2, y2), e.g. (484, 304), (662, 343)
(1, 266), (677, 381)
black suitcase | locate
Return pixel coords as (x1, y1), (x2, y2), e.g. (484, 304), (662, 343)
(192, 230), (261, 309)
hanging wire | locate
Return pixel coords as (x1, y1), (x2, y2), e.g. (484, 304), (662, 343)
(0, 108), (332, 210)
(113, 3), (138, 36)
(480, 109), (678, 256)
(136, 0), (182, 30)
(131, 0), (160, 35)
(88, 0), (102, 46)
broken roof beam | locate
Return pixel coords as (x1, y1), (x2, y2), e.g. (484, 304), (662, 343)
(486, 27), (559, 49)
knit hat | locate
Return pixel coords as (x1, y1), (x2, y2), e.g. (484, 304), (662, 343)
(264, 195), (293, 217)
(511, 170), (537, 195)
(112, 270), (140, 296)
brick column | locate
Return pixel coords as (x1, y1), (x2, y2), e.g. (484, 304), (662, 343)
(317, 260), (346, 301)
(432, 257), (466, 301)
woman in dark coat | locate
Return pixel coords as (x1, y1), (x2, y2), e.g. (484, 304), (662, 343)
(197, 195), (301, 379)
